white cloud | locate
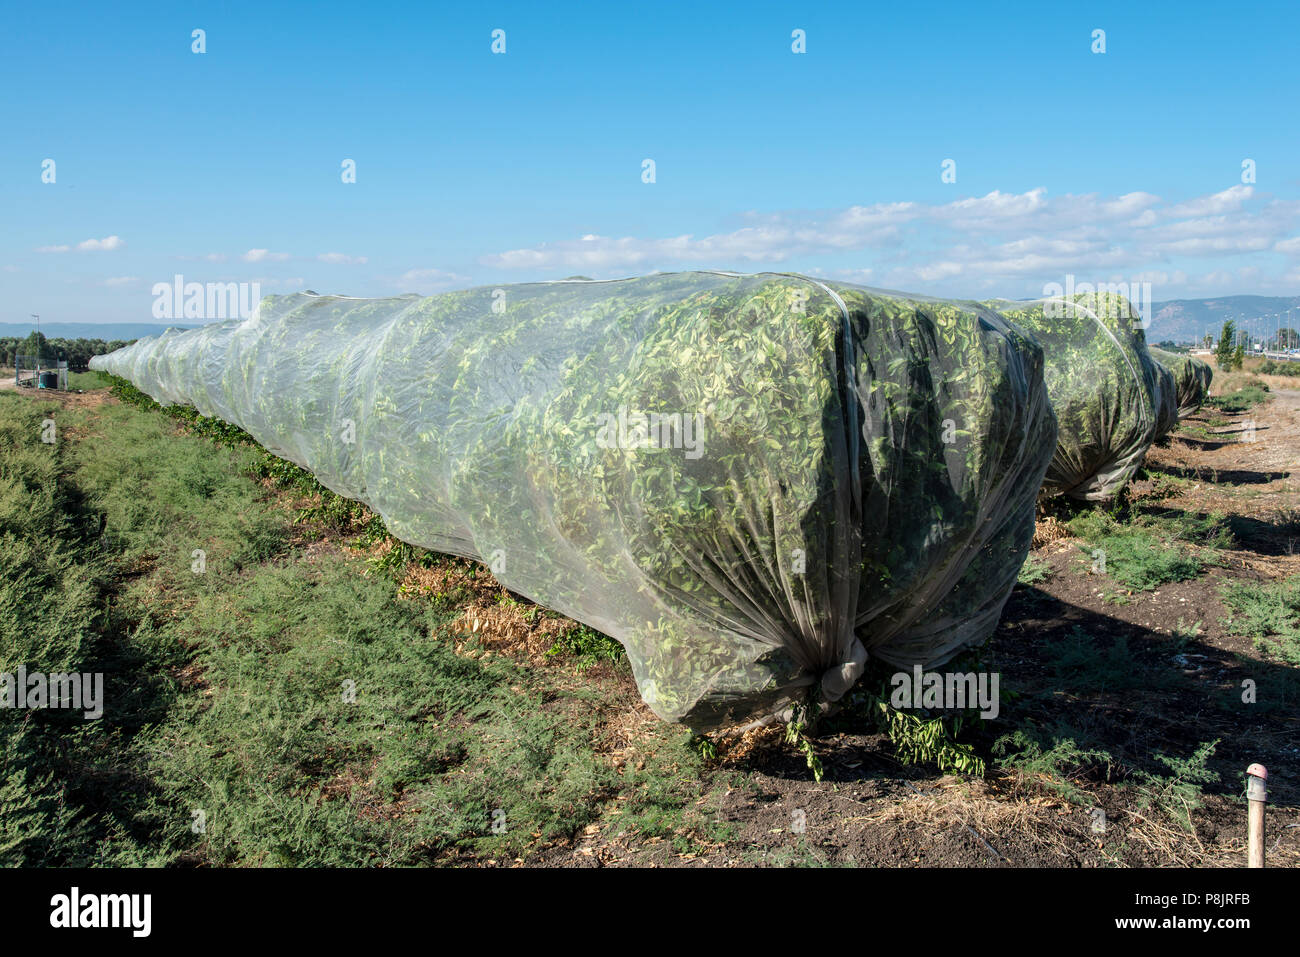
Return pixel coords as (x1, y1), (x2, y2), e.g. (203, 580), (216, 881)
(1163, 185), (1253, 218)
(935, 187), (1049, 224)
(172, 252), (229, 262)
(397, 268), (471, 292)
(480, 185), (1300, 296)
(912, 261), (965, 281)
(483, 224), (898, 271)
(37, 235), (126, 253)
(1194, 270), (1236, 288)
(1129, 270), (1189, 286)
(242, 248), (291, 263)
(1150, 235), (1273, 256)
(103, 276), (140, 287)
(78, 235), (125, 251)
(317, 252), (369, 265)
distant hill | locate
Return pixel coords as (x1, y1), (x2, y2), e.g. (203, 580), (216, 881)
(0, 322), (192, 341)
(1148, 295), (1300, 345)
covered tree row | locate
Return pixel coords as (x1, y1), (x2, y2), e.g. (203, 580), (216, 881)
(93, 273), (1058, 729)
(1150, 347), (1214, 418)
(986, 292), (1181, 500)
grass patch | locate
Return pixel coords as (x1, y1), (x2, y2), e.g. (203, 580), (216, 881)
(144, 556), (632, 865)
(1220, 576), (1300, 665)
(1207, 375), (1271, 414)
(1254, 359), (1300, 378)
(0, 385), (705, 866)
(66, 370), (109, 390)
(1045, 627), (1168, 693)
(1066, 509), (1224, 598)
(1017, 554), (1051, 585)
(545, 624), (625, 672)
(993, 727), (1219, 832)
(1139, 471), (1192, 501)
(1131, 741), (1219, 833)
(0, 393), (195, 865)
(601, 727), (731, 854)
(1175, 424), (1218, 442)
(992, 729), (1113, 804)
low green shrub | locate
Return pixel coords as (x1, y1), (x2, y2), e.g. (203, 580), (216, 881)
(1220, 576), (1300, 664)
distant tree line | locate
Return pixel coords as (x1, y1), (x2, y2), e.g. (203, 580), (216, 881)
(1, 332), (132, 372)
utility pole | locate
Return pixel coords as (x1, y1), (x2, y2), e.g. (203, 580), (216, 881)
(30, 315), (40, 375)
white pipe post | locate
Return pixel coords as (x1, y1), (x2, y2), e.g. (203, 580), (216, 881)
(1246, 763), (1266, 868)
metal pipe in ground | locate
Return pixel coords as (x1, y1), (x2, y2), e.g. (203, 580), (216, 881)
(1247, 763), (1267, 868)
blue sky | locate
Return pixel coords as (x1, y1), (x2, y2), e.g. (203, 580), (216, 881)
(4, 0), (1299, 323)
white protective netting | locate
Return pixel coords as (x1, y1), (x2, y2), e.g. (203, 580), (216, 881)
(94, 272), (1057, 729)
(986, 293), (1166, 499)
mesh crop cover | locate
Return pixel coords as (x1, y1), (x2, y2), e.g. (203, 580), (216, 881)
(1153, 363), (1180, 441)
(1150, 347), (1213, 418)
(92, 272), (1057, 730)
(986, 293), (1163, 500)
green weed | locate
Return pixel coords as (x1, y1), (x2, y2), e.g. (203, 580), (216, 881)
(1207, 381), (1270, 414)
(1017, 554), (1051, 585)
(1131, 740), (1220, 833)
(1066, 509), (1223, 596)
(545, 624), (625, 672)
(1220, 576), (1300, 664)
(991, 729), (1114, 804)
(1046, 628), (1165, 693)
